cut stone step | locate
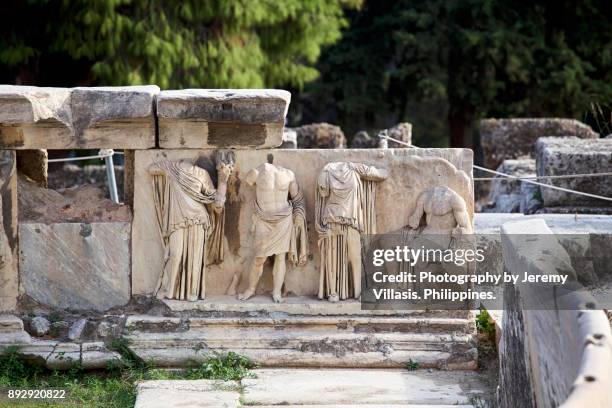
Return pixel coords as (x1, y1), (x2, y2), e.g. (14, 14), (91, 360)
(164, 295), (472, 316)
(125, 314), (477, 370)
(134, 380), (240, 408)
(242, 368), (487, 406)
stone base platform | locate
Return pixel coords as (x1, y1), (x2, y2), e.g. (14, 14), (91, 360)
(127, 296), (477, 370)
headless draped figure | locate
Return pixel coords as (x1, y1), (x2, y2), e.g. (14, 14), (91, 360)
(316, 162), (388, 302)
(150, 160), (231, 301)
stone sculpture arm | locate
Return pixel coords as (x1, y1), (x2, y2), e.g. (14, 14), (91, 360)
(408, 191), (426, 229)
(211, 163), (232, 213)
(450, 191), (472, 235)
(288, 174), (299, 199)
(352, 162), (389, 181)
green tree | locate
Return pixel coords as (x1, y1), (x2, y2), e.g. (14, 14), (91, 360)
(0, 0), (360, 89)
(301, 0), (612, 147)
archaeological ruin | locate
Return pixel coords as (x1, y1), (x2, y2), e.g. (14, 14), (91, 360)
(0, 85), (610, 408)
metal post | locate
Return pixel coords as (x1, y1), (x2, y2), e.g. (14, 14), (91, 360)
(102, 149), (119, 203)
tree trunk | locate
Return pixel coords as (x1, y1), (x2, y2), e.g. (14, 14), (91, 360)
(448, 108), (474, 148)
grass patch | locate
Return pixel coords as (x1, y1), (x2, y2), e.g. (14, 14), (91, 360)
(476, 308), (496, 342)
(0, 342), (256, 407)
(405, 359), (420, 371)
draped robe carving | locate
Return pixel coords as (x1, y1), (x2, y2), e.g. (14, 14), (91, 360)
(316, 162), (388, 301)
(150, 161), (228, 301)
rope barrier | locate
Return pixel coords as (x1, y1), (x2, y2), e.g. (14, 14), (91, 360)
(378, 134), (612, 204)
(47, 149), (115, 163)
(474, 172), (612, 181)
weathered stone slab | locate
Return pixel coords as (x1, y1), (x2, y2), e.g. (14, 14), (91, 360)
(125, 310), (476, 369)
(19, 222), (130, 311)
(480, 118), (598, 169)
(536, 137), (612, 207)
(242, 369), (487, 406)
(0, 151), (17, 312)
(135, 380), (241, 408)
(0, 85), (158, 149)
(132, 148), (473, 296)
(157, 89), (290, 149)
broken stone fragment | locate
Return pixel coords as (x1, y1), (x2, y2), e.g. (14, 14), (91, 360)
(30, 316), (50, 336)
(294, 123), (346, 148)
(0, 85), (158, 149)
(157, 89), (290, 149)
(68, 318), (87, 341)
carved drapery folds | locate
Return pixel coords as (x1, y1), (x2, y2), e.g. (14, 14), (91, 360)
(151, 153), (233, 301)
(316, 162), (388, 302)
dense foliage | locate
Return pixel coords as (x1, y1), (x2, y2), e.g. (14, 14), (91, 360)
(1, 0), (610, 147)
(0, 0), (360, 88)
(299, 0), (612, 146)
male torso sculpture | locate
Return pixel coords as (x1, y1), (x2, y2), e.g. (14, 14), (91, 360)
(238, 162), (307, 303)
(408, 185), (471, 236)
(150, 159), (231, 301)
(316, 162), (388, 302)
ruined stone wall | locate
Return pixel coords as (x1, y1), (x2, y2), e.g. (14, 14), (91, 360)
(0, 85), (473, 313)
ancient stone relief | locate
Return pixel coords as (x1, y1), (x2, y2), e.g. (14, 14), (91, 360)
(229, 162), (308, 303)
(407, 185), (472, 236)
(316, 162), (388, 302)
(150, 152), (234, 301)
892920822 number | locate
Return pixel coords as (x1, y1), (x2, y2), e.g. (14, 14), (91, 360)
(6, 389), (67, 399)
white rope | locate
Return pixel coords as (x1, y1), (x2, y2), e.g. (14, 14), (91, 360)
(47, 149), (116, 163)
(474, 172), (612, 181)
(378, 134), (612, 204)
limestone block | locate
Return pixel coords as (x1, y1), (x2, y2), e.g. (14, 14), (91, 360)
(157, 89), (290, 149)
(135, 380), (241, 408)
(295, 123), (346, 148)
(0, 85), (158, 149)
(480, 118), (598, 169)
(0, 150), (17, 312)
(19, 222), (130, 311)
(132, 148), (473, 296)
(535, 137), (612, 207)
